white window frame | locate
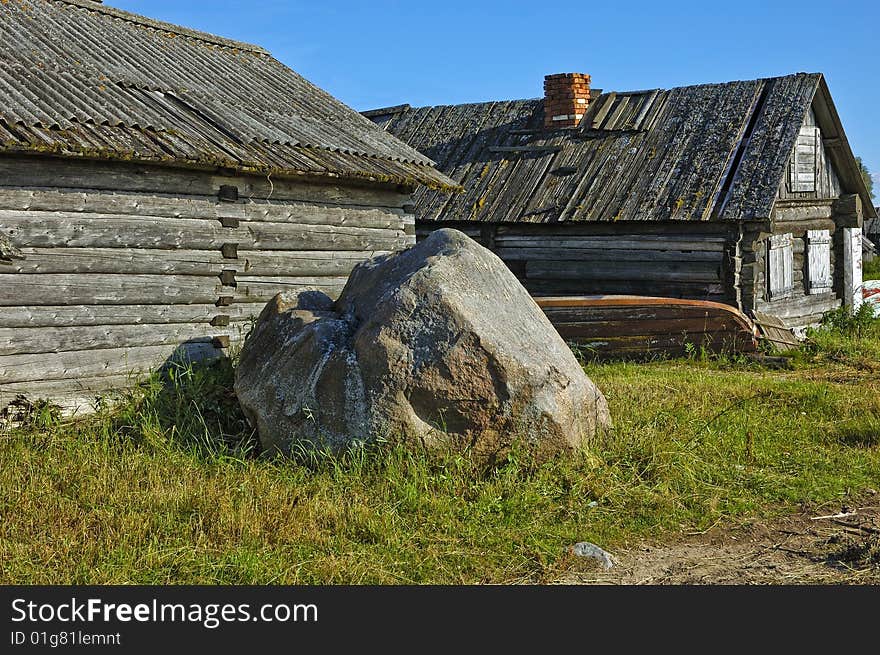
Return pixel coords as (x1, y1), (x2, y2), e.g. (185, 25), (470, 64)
(806, 229), (832, 294)
(767, 233), (794, 301)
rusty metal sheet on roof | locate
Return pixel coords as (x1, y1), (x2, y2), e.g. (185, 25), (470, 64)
(0, 0), (456, 190)
(372, 73), (823, 220)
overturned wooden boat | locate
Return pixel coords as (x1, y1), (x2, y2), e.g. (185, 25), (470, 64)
(536, 295), (759, 359)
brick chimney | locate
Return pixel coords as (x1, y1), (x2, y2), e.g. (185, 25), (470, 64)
(544, 73), (591, 129)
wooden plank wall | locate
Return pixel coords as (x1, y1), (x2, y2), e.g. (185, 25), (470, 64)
(777, 107), (842, 202)
(418, 221), (737, 303)
(0, 155), (414, 414)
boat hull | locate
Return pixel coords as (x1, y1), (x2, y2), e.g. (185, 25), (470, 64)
(536, 295), (759, 359)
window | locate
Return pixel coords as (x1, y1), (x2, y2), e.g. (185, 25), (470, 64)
(806, 229), (832, 294)
(767, 233), (794, 300)
(789, 126), (820, 193)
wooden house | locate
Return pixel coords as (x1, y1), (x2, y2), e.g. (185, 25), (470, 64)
(867, 207), (879, 250)
(0, 0), (454, 414)
(367, 72), (875, 332)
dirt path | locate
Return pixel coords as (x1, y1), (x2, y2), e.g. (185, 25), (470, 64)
(557, 496), (880, 585)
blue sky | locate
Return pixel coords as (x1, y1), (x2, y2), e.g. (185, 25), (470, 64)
(115, 0), (879, 197)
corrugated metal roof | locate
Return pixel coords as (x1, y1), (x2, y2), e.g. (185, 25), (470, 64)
(370, 73), (874, 221)
(0, 0), (456, 190)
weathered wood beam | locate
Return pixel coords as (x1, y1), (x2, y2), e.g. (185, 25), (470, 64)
(832, 194), (863, 228)
(0, 303), (256, 328)
(773, 203), (834, 223)
(1, 211), (411, 251)
(235, 276), (348, 302)
(526, 260), (722, 283)
(9, 248), (230, 275)
(0, 323), (245, 357)
(0, 274), (224, 306)
(754, 293), (840, 320)
(495, 236), (727, 251)
(0, 188), (410, 228)
(238, 249), (386, 277)
(0, 374), (140, 414)
(496, 247), (721, 262)
(487, 146), (563, 153)
(0, 157), (411, 207)
(0, 342), (229, 385)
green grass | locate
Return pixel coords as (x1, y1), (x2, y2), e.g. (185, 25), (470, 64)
(864, 256), (880, 282)
(2, 317), (879, 584)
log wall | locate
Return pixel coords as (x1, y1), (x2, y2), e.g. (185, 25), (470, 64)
(418, 221), (738, 304)
(742, 199), (853, 331)
(0, 155), (415, 415)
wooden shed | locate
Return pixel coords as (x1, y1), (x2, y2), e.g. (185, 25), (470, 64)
(868, 207), (879, 250)
(0, 0), (454, 414)
(367, 72), (875, 333)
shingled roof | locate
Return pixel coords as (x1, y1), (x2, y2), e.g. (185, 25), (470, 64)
(368, 73), (875, 222)
(0, 0), (455, 190)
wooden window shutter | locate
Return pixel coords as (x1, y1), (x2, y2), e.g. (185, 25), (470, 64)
(789, 126), (819, 192)
(768, 233), (794, 300)
(806, 229), (832, 294)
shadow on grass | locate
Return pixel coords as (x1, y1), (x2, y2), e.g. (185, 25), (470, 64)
(147, 355), (260, 458)
(59, 343), (259, 461)
(830, 421), (880, 449)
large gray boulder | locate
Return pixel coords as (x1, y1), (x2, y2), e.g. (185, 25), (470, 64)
(235, 228), (610, 461)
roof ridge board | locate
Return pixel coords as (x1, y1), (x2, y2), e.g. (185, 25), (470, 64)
(403, 74), (814, 118)
(361, 104), (412, 119)
(407, 98), (540, 113)
(54, 0), (270, 55)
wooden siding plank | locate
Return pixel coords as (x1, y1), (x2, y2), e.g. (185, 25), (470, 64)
(0, 157), (411, 207)
(1, 374), (143, 412)
(0, 303), (256, 328)
(0, 273), (225, 306)
(0, 323), (245, 356)
(493, 236), (727, 251)
(526, 259), (722, 283)
(1, 210), (411, 251)
(0, 342), (227, 385)
(9, 248), (230, 275)
(235, 276), (349, 302)
(495, 247), (722, 262)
